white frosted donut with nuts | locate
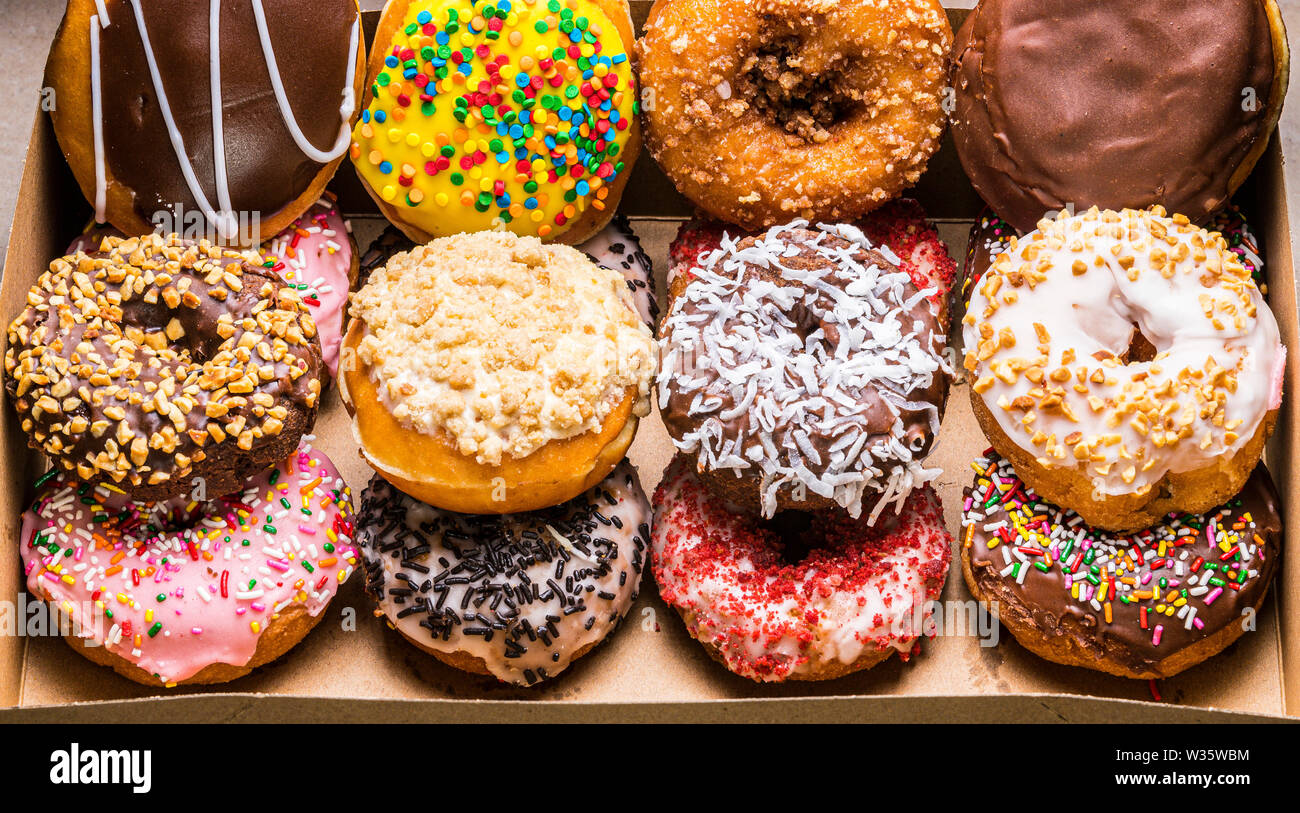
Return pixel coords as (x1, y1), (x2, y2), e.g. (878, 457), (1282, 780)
(963, 206), (1285, 530)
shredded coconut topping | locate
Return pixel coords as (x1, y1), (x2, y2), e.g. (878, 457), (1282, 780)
(350, 231), (657, 465)
(658, 220), (951, 520)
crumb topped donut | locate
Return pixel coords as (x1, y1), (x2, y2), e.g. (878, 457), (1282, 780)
(637, 0), (952, 230)
(5, 233), (324, 503)
(659, 220), (951, 519)
(963, 207), (1285, 531)
(652, 455), (951, 682)
(341, 230), (656, 514)
(357, 460), (648, 685)
(961, 451), (1281, 679)
(351, 0), (640, 244)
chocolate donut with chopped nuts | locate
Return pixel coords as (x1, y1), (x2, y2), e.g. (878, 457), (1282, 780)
(5, 233), (323, 501)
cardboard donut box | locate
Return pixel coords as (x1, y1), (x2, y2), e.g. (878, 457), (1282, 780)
(0, 3), (1296, 723)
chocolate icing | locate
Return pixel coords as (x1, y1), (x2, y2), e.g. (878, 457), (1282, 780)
(963, 455), (1282, 676)
(5, 234), (323, 501)
(952, 0), (1278, 233)
(959, 207), (1017, 305)
(93, 0), (357, 230)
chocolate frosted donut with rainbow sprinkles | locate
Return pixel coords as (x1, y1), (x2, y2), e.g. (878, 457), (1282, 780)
(960, 451), (1281, 679)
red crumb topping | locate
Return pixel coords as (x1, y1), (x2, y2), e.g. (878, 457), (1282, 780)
(650, 456), (952, 680)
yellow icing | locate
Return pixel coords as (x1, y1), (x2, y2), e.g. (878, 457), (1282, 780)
(350, 0), (636, 240)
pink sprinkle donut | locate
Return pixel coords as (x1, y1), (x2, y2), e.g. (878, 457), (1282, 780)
(20, 439), (357, 687)
(651, 455), (952, 682)
(259, 195), (357, 378)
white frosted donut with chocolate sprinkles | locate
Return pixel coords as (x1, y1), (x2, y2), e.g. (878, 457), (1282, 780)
(356, 461), (650, 685)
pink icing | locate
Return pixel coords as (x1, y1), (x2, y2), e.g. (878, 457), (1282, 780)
(20, 439), (357, 685)
(1270, 343), (1287, 410)
(262, 197), (353, 377)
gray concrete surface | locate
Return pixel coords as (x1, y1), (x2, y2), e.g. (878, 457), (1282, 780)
(0, 0), (1297, 263)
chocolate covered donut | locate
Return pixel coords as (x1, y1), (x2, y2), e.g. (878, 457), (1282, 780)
(658, 220), (951, 520)
(5, 233), (323, 502)
(951, 0), (1289, 233)
(961, 452), (1282, 679)
(45, 0), (365, 244)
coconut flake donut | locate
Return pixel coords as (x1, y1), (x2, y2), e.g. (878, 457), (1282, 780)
(658, 219), (952, 520)
(350, 0), (641, 244)
(20, 439), (357, 687)
(652, 455), (951, 682)
(356, 460), (648, 685)
(961, 451), (1281, 679)
(5, 233), (324, 503)
(637, 0), (952, 230)
(963, 207), (1285, 532)
(260, 195), (358, 379)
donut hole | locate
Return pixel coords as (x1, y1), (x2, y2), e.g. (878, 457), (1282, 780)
(737, 32), (861, 143)
(1123, 323), (1159, 364)
(766, 509), (822, 565)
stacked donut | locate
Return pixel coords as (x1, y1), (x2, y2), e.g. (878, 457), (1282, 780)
(951, 0), (1290, 679)
(638, 0), (959, 682)
(341, 0), (660, 686)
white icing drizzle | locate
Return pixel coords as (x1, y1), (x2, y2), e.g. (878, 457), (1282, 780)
(963, 207), (1285, 497)
(126, 0), (236, 238)
(209, 0), (234, 218)
(93, 0), (109, 26)
(658, 220), (950, 521)
(89, 16), (106, 223)
(251, 0), (359, 163)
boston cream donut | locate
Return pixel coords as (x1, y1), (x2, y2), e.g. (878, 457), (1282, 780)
(963, 207), (1285, 532)
(357, 460), (648, 685)
(961, 451), (1281, 679)
(351, 0), (640, 244)
(340, 231), (656, 514)
(45, 0), (365, 245)
(952, 0), (1289, 233)
(21, 439), (357, 687)
(637, 0), (952, 230)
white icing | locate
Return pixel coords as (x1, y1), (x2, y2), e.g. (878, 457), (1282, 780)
(209, 0), (234, 218)
(89, 16), (106, 223)
(963, 207), (1284, 497)
(251, 0), (358, 164)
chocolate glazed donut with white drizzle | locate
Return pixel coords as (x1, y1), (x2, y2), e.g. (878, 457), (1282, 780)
(658, 221), (952, 520)
(45, 0), (365, 245)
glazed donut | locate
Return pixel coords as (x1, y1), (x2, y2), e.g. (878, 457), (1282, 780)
(45, 0), (366, 245)
(961, 451), (1281, 679)
(340, 230), (656, 514)
(962, 204), (1268, 306)
(951, 0), (1289, 233)
(637, 0), (952, 230)
(658, 219), (951, 519)
(666, 199), (956, 302)
(356, 460), (648, 685)
(350, 0), (641, 244)
(4, 233), (324, 502)
(20, 438), (357, 686)
(357, 213), (657, 329)
(259, 195), (358, 379)
(962, 207), (1285, 531)
(652, 455), (951, 682)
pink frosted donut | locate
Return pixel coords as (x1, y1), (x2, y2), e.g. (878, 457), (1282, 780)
(651, 455), (952, 682)
(260, 195), (356, 378)
(20, 439), (357, 687)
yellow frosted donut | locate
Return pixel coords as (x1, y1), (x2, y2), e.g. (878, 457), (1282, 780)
(351, 0), (640, 244)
